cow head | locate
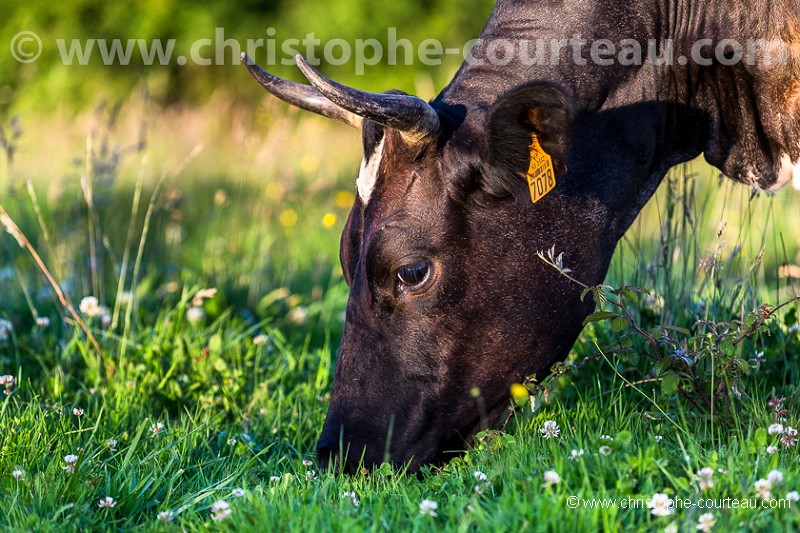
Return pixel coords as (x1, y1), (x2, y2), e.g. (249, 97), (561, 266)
(244, 54), (623, 473)
(242, 0), (800, 474)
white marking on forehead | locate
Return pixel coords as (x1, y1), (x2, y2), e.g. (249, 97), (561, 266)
(357, 138), (385, 204)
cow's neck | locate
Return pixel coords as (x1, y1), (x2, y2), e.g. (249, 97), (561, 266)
(436, 0), (798, 237)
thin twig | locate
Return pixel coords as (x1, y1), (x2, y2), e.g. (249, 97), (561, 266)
(608, 297), (664, 360)
(0, 206), (105, 366)
(733, 297), (800, 346)
(537, 250), (591, 290)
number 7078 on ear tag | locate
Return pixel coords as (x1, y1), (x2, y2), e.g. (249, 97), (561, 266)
(526, 134), (556, 203)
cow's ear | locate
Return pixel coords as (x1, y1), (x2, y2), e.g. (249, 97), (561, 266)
(483, 82), (574, 200)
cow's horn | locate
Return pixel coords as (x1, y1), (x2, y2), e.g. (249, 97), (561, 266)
(241, 52), (363, 128)
(294, 54), (441, 143)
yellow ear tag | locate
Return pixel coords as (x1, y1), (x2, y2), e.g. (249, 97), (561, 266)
(526, 134), (556, 203)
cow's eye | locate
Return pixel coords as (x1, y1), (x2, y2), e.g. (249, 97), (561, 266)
(395, 261), (431, 291)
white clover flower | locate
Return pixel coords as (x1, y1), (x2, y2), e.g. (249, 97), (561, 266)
(540, 420), (560, 439)
(62, 454), (79, 473)
(210, 500), (231, 521)
(648, 493), (675, 516)
(306, 470), (316, 480)
(655, 435), (663, 443)
(754, 478), (772, 499)
(599, 445), (612, 456)
(768, 423), (785, 435)
(781, 427), (798, 448)
(664, 523), (678, 533)
(696, 512), (716, 532)
(11, 469), (24, 481)
(302, 459), (313, 467)
(0, 375), (14, 387)
(150, 422), (165, 436)
(227, 437), (237, 446)
(419, 499), (438, 517)
(767, 469), (784, 484)
(754, 479), (771, 491)
(474, 484), (484, 495)
(786, 491), (800, 502)
(79, 297), (101, 317)
(600, 434), (614, 441)
(231, 488), (246, 498)
(767, 445), (778, 455)
(186, 306), (205, 324)
(569, 449), (584, 460)
(289, 306), (309, 324)
(157, 510), (174, 522)
(73, 408), (84, 417)
(97, 496), (117, 508)
(474, 471), (487, 482)
(698, 479), (714, 491)
(698, 467), (714, 490)
(35, 316), (50, 328)
(106, 439), (118, 452)
(269, 475), (281, 482)
(342, 491), (359, 507)
(542, 470), (560, 488)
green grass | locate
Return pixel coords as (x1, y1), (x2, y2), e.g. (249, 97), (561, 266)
(0, 100), (799, 531)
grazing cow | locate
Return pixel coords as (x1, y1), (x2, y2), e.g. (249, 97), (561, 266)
(244, 0), (800, 473)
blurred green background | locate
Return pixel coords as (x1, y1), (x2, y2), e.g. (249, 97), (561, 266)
(1, 0), (496, 113)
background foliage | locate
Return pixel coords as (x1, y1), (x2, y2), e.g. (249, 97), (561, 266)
(0, 0), (495, 112)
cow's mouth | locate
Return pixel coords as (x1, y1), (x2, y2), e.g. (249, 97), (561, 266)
(316, 432), (440, 475)
(316, 442), (452, 476)
(316, 404), (507, 474)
